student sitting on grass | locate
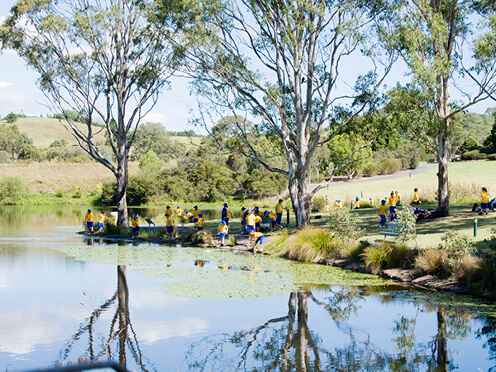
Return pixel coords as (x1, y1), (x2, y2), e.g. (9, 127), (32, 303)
(247, 230), (264, 253)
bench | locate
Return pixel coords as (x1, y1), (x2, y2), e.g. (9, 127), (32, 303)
(144, 218), (156, 231)
(260, 218), (272, 231)
(379, 222), (402, 239)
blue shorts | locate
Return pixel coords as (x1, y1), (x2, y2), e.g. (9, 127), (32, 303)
(482, 202), (489, 210)
(219, 233), (226, 238)
(380, 215), (386, 225)
(197, 227), (203, 231)
(390, 206), (396, 214)
(255, 222), (260, 228)
(193, 218), (198, 223)
(255, 236), (264, 244)
(276, 213), (282, 224)
(167, 226), (173, 233)
(246, 225), (255, 233)
(223, 218), (229, 225)
(132, 226), (140, 233)
(87, 221), (93, 228)
(98, 222), (103, 228)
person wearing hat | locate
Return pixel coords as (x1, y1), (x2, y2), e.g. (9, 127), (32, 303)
(85, 209), (94, 233)
(353, 197), (360, 209)
(97, 211), (106, 233)
(275, 199), (284, 226)
(395, 191), (401, 206)
(165, 205), (172, 216)
(246, 208), (256, 234)
(197, 213), (204, 231)
(240, 207), (247, 233)
(131, 214), (140, 237)
(218, 220), (229, 246)
(222, 203), (233, 225)
(176, 206), (183, 217)
(378, 200), (387, 228)
(324, 195), (330, 212)
(193, 206), (200, 228)
(387, 191), (397, 221)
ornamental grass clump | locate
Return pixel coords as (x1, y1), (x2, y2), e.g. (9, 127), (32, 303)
(182, 230), (215, 245)
(415, 249), (450, 277)
(361, 242), (412, 274)
(285, 226), (336, 262)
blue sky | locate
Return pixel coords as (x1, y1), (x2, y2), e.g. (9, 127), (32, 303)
(0, 1), (493, 133)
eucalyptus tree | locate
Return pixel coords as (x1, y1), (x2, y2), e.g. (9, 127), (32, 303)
(182, 0), (396, 228)
(381, 0), (496, 216)
(0, 0), (184, 227)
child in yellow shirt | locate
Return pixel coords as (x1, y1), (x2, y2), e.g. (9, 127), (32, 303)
(218, 220), (229, 246)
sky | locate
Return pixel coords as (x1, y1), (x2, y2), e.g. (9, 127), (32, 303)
(0, 1), (494, 134)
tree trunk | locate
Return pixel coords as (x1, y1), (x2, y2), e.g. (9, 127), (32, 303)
(117, 265), (129, 368)
(437, 123), (449, 216)
(116, 131), (129, 228)
(288, 170), (311, 229)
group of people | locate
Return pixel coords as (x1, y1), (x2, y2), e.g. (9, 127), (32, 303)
(84, 209), (106, 233)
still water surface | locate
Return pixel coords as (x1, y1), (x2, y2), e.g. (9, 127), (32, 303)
(1, 206), (496, 371)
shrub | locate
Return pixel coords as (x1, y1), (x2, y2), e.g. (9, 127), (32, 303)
(363, 162), (380, 177)
(18, 145), (44, 162)
(395, 205), (417, 242)
(415, 249), (450, 277)
(488, 153), (496, 161)
(461, 150), (487, 160)
(454, 255), (485, 286)
(126, 175), (159, 206)
(104, 220), (123, 235)
(340, 241), (366, 262)
(312, 196), (325, 212)
(182, 230), (215, 245)
(0, 175), (31, 202)
(0, 151), (11, 163)
(378, 157), (402, 175)
(100, 182), (117, 204)
(362, 242), (413, 274)
(393, 143), (424, 170)
(327, 208), (364, 240)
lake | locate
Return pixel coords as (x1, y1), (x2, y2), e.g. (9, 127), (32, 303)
(1, 206), (495, 371)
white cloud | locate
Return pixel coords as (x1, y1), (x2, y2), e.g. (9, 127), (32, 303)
(135, 317), (210, 344)
(0, 81), (12, 88)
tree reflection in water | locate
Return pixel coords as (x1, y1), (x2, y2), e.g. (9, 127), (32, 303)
(186, 288), (476, 371)
(58, 264), (153, 371)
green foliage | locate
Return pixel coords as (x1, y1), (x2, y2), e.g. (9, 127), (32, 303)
(4, 112), (18, 123)
(52, 110), (88, 124)
(487, 153), (496, 161)
(362, 242), (412, 274)
(328, 133), (372, 180)
(415, 249), (450, 277)
(139, 150), (165, 173)
(377, 157), (402, 175)
(127, 175), (159, 206)
(18, 145), (43, 162)
(0, 175), (32, 202)
(395, 205), (417, 242)
(45, 145), (91, 163)
(49, 139), (69, 148)
(461, 150), (487, 160)
(131, 122), (187, 161)
(393, 143), (424, 170)
(438, 230), (475, 257)
(327, 208), (364, 241)
(458, 136), (479, 154)
(0, 124), (32, 160)
(100, 182), (117, 205)
(0, 151), (11, 163)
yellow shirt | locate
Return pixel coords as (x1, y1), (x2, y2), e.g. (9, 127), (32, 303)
(354, 201), (360, 208)
(218, 224), (228, 234)
(198, 217), (204, 227)
(388, 196), (397, 207)
(184, 212), (193, 219)
(251, 232), (264, 239)
(193, 209), (200, 218)
(166, 215), (174, 226)
(85, 212), (94, 222)
(413, 191), (420, 202)
(98, 213), (105, 223)
(255, 215), (262, 223)
(176, 208), (183, 216)
(268, 212), (277, 221)
(275, 202), (283, 214)
(395, 192), (401, 202)
(378, 205), (386, 215)
(132, 218), (139, 228)
(240, 210), (246, 218)
(165, 207), (172, 215)
(246, 213), (255, 226)
(482, 191), (489, 204)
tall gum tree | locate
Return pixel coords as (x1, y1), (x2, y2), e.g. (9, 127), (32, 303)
(0, 0), (184, 227)
(381, 0), (496, 216)
(181, 0), (396, 228)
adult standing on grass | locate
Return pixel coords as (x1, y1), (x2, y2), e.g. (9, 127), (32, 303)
(85, 209), (94, 233)
(481, 187), (489, 215)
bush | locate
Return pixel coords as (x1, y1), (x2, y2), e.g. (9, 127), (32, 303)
(126, 175), (159, 206)
(393, 143), (424, 170)
(312, 196), (325, 212)
(182, 230), (215, 245)
(488, 153), (496, 161)
(0, 175), (32, 202)
(362, 242), (412, 274)
(327, 208), (364, 240)
(0, 151), (11, 163)
(378, 157), (402, 175)
(100, 182), (117, 204)
(18, 145), (44, 162)
(454, 255), (485, 286)
(461, 150), (487, 160)
(415, 249), (450, 277)
(363, 162), (380, 177)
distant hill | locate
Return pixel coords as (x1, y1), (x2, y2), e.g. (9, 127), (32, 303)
(0, 116), (203, 149)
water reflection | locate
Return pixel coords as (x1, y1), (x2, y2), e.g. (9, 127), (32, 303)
(59, 265), (152, 371)
(183, 288), (486, 371)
